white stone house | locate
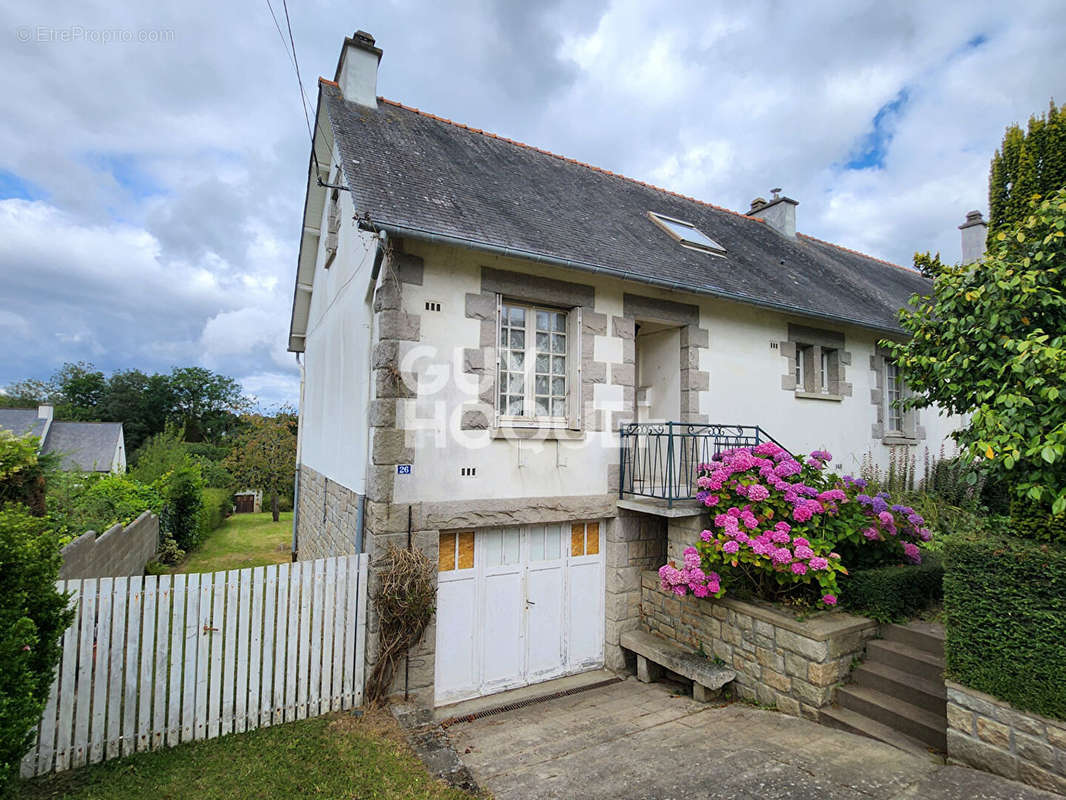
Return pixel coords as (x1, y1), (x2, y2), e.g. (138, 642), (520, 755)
(287, 32), (980, 709)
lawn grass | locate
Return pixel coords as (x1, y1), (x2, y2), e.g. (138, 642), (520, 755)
(169, 511), (293, 574)
(18, 710), (473, 800)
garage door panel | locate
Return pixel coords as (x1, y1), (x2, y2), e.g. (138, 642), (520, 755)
(567, 559), (603, 668)
(526, 565), (564, 679)
(480, 571), (524, 688)
(435, 576), (477, 700)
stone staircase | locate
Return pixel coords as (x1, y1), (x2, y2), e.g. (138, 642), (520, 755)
(820, 621), (946, 756)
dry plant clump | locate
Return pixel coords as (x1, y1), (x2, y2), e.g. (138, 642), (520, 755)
(365, 543), (436, 704)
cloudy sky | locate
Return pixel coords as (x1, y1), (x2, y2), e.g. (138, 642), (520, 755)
(1, 1), (1063, 407)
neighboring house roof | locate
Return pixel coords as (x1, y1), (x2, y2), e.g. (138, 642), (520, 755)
(43, 422), (123, 472)
(0, 408), (46, 439)
(319, 81), (931, 334)
(0, 408), (123, 472)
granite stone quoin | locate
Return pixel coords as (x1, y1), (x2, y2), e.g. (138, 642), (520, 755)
(641, 570), (877, 718)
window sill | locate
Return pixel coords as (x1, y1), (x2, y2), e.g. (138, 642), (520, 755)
(492, 426), (585, 441)
(794, 391), (843, 402)
(883, 435), (919, 446)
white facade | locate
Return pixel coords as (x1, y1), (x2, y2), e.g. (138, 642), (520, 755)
(297, 158), (377, 496)
(297, 229), (961, 507)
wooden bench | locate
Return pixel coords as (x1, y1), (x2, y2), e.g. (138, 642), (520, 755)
(621, 629), (736, 702)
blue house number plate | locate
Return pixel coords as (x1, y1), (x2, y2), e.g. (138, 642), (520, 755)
(396, 464), (412, 475)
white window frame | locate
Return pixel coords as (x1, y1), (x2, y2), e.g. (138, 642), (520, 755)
(495, 299), (578, 429)
(885, 360), (904, 433)
(795, 343), (811, 391)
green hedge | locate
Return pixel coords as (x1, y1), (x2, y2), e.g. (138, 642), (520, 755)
(1008, 498), (1066, 544)
(944, 534), (1066, 721)
(200, 488), (233, 534)
(841, 554), (943, 622)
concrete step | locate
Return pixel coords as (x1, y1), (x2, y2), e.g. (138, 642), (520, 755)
(851, 661), (946, 714)
(818, 704), (939, 759)
(865, 639), (944, 683)
(881, 622), (945, 657)
(836, 685), (946, 750)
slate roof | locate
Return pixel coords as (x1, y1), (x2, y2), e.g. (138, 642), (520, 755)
(0, 408), (46, 439)
(0, 409), (123, 472)
(43, 422), (123, 472)
(321, 82), (931, 333)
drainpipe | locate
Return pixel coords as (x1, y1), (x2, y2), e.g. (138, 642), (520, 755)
(355, 231), (385, 554)
(291, 352), (306, 561)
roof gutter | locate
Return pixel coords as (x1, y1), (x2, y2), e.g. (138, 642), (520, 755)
(358, 220), (905, 336)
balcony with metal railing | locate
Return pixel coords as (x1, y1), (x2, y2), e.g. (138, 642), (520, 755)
(618, 423), (786, 512)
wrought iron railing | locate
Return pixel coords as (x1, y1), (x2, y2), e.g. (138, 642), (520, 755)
(618, 423), (786, 507)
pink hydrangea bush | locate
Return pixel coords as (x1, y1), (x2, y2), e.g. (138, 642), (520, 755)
(658, 546), (723, 598)
(658, 443), (932, 608)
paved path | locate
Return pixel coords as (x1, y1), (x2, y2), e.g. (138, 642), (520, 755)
(447, 677), (1060, 799)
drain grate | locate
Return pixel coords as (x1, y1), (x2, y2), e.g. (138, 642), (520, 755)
(438, 676), (622, 728)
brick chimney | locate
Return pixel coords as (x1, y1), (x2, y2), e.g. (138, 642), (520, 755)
(749, 188), (798, 238)
(959, 210), (987, 265)
(334, 31), (382, 108)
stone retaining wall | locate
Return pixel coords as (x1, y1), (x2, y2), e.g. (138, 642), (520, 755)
(295, 464), (363, 561)
(641, 571), (877, 718)
(946, 680), (1066, 795)
(60, 511), (158, 580)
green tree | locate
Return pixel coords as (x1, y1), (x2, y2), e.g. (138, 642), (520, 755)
(885, 189), (1066, 514)
(0, 506), (72, 791)
(130, 424), (192, 484)
(0, 378), (54, 409)
(989, 100), (1066, 232)
(52, 362), (107, 420)
(224, 412), (297, 522)
(167, 367), (245, 443)
(99, 370), (174, 453)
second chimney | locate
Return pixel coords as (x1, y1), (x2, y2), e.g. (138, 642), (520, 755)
(959, 210), (987, 265)
(335, 31), (382, 108)
(749, 188), (798, 238)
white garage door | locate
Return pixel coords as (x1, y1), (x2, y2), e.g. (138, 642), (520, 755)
(434, 521), (604, 706)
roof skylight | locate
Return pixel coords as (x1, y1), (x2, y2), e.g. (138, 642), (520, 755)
(647, 211), (726, 256)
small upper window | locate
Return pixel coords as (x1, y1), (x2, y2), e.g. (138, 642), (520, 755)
(647, 212), (726, 256)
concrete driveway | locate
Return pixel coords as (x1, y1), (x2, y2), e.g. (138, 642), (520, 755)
(446, 677), (1060, 800)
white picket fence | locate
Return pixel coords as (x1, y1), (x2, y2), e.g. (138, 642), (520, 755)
(21, 555), (368, 777)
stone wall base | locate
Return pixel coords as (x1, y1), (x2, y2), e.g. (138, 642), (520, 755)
(946, 680), (1066, 795)
(295, 464), (363, 561)
(641, 573), (877, 718)
(605, 510), (666, 671)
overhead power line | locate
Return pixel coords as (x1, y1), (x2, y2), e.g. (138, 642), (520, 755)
(264, 0), (348, 189)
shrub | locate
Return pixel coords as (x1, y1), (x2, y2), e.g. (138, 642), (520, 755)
(0, 506), (73, 790)
(0, 432), (50, 516)
(661, 445), (933, 608)
(47, 473), (162, 544)
(200, 487), (233, 534)
(943, 533), (1066, 720)
(1008, 497), (1066, 545)
(129, 425), (189, 484)
(841, 554), (943, 623)
(157, 464), (205, 553)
